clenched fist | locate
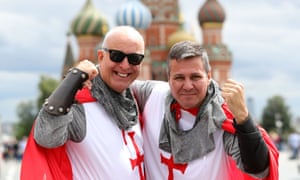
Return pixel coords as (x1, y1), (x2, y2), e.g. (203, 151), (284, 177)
(221, 79), (249, 124)
(76, 59), (98, 80)
(76, 60), (98, 89)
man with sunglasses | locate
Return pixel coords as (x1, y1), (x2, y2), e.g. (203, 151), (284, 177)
(21, 26), (146, 179)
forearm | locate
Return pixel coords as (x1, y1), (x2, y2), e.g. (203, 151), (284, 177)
(234, 115), (269, 174)
(34, 68), (88, 148)
(44, 68), (88, 115)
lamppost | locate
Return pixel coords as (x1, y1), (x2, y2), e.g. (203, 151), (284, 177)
(274, 113), (283, 150)
(275, 113), (283, 135)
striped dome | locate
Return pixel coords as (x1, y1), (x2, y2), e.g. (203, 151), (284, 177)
(71, 0), (109, 36)
(198, 0), (225, 26)
(116, 0), (152, 29)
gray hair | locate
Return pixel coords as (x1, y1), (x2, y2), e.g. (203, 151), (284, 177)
(167, 41), (211, 74)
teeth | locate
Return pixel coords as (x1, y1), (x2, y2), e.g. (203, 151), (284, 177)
(118, 73), (128, 77)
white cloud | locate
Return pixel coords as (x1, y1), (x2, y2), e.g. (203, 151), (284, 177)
(0, 98), (28, 123)
(0, 71), (40, 122)
(224, 1), (300, 62)
(0, 12), (41, 49)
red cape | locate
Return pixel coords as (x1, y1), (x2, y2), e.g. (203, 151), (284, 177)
(221, 103), (279, 180)
(20, 125), (72, 180)
(20, 88), (95, 180)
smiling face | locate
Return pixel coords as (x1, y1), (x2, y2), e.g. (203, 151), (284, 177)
(97, 26), (145, 93)
(168, 57), (211, 109)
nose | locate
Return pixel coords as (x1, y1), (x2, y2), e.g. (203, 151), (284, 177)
(182, 79), (193, 90)
(119, 56), (131, 69)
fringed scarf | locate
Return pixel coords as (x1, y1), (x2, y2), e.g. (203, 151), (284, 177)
(91, 75), (138, 130)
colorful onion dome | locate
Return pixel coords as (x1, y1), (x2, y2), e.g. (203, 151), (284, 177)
(198, 0), (225, 26)
(71, 0), (109, 36)
(116, 0), (152, 29)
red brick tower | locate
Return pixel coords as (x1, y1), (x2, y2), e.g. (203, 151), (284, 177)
(198, 0), (232, 86)
(141, 0), (181, 81)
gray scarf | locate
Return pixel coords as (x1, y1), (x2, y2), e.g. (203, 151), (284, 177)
(159, 80), (227, 163)
(91, 75), (138, 130)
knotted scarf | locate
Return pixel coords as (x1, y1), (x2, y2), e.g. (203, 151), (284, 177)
(91, 75), (138, 130)
(159, 80), (227, 163)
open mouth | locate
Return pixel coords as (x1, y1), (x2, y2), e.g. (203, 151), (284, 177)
(116, 72), (130, 78)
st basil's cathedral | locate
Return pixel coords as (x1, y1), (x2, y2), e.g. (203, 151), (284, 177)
(62, 0), (232, 86)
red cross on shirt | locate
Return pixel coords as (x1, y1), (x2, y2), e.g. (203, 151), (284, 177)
(160, 153), (188, 180)
(127, 131), (145, 180)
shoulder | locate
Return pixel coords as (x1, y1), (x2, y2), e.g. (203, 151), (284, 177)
(131, 80), (169, 97)
(132, 80), (168, 90)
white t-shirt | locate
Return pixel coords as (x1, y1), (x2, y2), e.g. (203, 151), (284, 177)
(67, 102), (144, 180)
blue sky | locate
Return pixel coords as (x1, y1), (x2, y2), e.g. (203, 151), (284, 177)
(0, 0), (300, 123)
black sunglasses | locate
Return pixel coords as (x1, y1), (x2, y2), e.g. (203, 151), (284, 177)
(102, 48), (144, 65)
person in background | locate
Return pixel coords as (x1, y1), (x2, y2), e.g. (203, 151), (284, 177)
(21, 26), (146, 180)
(131, 41), (279, 180)
(288, 130), (300, 160)
(16, 136), (27, 160)
(269, 130), (282, 151)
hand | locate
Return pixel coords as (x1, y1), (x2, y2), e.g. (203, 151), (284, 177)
(76, 59), (98, 80)
(221, 79), (249, 124)
(83, 80), (93, 90)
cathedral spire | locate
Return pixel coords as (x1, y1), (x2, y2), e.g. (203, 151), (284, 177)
(61, 31), (75, 79)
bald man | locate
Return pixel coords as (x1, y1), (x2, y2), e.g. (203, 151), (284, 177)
(23, 26), (146, 179)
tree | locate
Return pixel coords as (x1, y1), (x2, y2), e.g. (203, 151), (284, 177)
(14, 75), (59, 139)
(14, 101), (36, 140)
(37, 75), (60, 109)
(261, 95), (292, 135)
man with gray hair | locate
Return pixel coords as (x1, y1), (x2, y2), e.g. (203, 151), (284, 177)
(131, 41), (279, 179)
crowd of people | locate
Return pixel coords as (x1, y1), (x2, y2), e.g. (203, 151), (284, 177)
(20, 26), (279, 180)
(1, 136), (27, 161)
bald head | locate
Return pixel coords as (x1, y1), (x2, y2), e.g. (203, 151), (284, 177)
(102, 26), (145, 54)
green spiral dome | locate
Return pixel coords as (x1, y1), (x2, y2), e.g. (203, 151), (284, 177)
(71, 0), (109, 36)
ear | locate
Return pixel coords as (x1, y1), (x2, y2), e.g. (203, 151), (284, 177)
(207, 71), (212, 80)
(97, 50), (104, 64)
